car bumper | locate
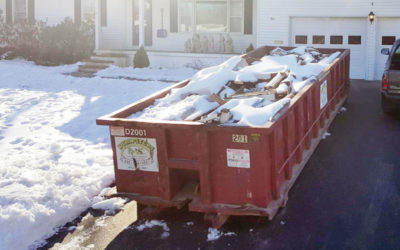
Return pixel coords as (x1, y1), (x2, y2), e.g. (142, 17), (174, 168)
(382, 91), (400, 105)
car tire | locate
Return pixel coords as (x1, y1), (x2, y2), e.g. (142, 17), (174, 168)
(382, 96), (395, 114)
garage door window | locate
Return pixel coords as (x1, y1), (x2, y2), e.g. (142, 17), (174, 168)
(312, 35), (325, 44)
(382, 36), (396, 46)
(348, 36), (361, 45)
(295, 35), (307, 44)
(330, 36), (343, 45)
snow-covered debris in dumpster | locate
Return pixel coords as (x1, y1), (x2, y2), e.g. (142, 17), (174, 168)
(129, 46), (341, 126)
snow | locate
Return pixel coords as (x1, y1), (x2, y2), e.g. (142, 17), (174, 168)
(207, 228), (236, 241)
(92, 197), (126, 214)
(208, 97), (291, 126)
(132, 220), (170, 239)
(130, 47), (340, 126)
(322, 132), (332, 139)
(96, 65), (197, 82)
(0, 60), (176, 250)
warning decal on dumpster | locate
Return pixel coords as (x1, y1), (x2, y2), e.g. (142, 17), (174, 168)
(114, 137), (159, 172)
(227, 149), (250, 169)
(320, 80), (328, 109)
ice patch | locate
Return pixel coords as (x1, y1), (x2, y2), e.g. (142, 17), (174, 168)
(207, 228), (236, 241)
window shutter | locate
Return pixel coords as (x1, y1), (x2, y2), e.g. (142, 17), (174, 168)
(101, 0), (107, 26)
(6, 0), (12, 24)
(28, 0), (35, 24)
(244, 0), (253, 35)
(74, 0), (82, 25)
(170, 0), (178, 33)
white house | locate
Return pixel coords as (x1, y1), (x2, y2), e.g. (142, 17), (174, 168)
(0, 0), (95, 26)
(94, 0), (400, 80)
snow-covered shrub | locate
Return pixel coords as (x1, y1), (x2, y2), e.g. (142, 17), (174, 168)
(0, 13), (94, 64)
(246, 43), (254, 53)
(134, 46), (150, 68)
(38, 17), (94, 65)
(0, 11), (44, 60)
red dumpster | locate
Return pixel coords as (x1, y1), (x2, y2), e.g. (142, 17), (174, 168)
(97, 46), (350, 227)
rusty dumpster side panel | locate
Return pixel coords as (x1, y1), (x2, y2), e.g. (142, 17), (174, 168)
(97, 46), (350, 219)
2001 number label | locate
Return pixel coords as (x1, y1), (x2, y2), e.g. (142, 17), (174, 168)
(232, 134), (248, 143)
(125, 128), (147, 137)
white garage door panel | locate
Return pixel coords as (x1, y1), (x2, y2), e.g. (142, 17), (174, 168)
(290, 17), (367, 79)
(375, 18), (400, 80)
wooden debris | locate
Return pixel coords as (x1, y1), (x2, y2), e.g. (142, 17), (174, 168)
(264, 71), (288, 90)
(231, 90), (276, 102)
(208, 93), (226, 105)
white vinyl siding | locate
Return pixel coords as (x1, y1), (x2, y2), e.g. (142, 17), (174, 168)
(97, 0), (256, 53)
(258, 0), (400, 80)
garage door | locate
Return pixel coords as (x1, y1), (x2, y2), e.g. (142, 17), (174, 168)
(375, 18), (400, 80)
(290, 17), (367, 79)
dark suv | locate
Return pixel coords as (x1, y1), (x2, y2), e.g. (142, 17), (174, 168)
(381, 39), (400, 113)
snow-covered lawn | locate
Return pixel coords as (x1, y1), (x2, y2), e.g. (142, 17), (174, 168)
(0, 60), (192, 250)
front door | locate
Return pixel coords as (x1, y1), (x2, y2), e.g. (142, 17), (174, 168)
(133, 0), (152, 47)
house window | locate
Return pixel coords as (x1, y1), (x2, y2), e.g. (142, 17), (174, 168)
(179, 0), (194, 32)
(177, 0), (247, 33)
(196, 1), (227, 32)
(82, 0), (95, 21)
(230, 0), (243, 32)
(15, 0), (27, 22)
(330, 36), (343, 45)
(312, 35), (325, 44)
(348, 36), (361, 45)
(295, 35), (307, 44)
(382, 36), (396, 46)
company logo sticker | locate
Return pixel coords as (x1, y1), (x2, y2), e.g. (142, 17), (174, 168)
(114, 137), (159, 172)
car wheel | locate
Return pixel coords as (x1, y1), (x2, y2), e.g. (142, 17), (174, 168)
(382, 96), (395, 114)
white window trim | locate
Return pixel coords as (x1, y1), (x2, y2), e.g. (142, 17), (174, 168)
(178, 0), (244, 34)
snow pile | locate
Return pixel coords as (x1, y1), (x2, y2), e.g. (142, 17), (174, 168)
(130, 46), (340, 126)
(133, 220), (170, 239)
(96, 65), (197, 82)
(92, 198), (127, 214)
(207, 228), (236, 241)
(0, 60), (174, 250)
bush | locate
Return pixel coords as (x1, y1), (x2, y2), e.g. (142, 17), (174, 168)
(0, 10), (44, 60)
(0, 12), (94, 65)
(246, 43), (255, 53)
(38, 17), (94, 65)
(133, 46), (150, 68)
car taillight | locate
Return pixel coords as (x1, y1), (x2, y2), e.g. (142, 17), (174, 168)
(382, 74), (388, 90)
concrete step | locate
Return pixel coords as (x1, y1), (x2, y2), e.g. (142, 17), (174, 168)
(83, 58), (114, 64)
(79, 63), (109, 70)
(91, 54), (131, 67)
(78, 67), (103, 74)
